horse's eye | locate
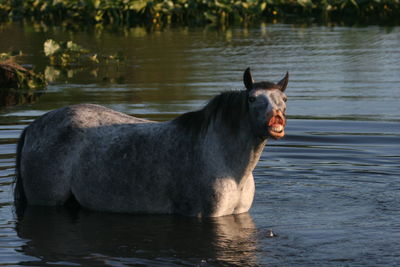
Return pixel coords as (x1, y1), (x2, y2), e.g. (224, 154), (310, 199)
(283, 97), (288, 102)
(249, 96), (256, 103)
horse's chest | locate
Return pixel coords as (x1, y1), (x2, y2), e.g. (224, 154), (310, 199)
(211, 174), (255, 216)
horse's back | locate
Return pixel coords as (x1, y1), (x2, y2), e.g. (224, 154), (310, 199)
(19, 104), (150, 206)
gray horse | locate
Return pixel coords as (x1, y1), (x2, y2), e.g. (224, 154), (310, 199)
(14, 68), (288, 217)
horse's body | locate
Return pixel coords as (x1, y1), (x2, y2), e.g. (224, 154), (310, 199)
(15, 68), (288, 217)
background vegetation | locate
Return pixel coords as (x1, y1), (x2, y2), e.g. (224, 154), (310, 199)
(1, 0), (399, 26)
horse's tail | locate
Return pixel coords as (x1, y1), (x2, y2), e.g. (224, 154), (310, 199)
(14, 127), (27, 211)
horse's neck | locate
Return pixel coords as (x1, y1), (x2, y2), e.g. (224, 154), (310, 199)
(204, 117), (267, 181)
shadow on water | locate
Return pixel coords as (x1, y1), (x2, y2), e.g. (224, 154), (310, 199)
(16, 206), (259, 266)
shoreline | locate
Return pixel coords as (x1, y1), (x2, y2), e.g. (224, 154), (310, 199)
(1, 0), (399, 27)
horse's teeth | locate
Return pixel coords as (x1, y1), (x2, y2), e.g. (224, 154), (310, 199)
(271, 125), (283, 132)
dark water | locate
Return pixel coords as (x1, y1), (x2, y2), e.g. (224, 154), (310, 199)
(0, 23), (399, 266)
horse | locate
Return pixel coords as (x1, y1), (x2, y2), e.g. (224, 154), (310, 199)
(14, 68), (289, 217)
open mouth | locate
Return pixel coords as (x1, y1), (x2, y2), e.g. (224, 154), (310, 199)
(267, 114), (285, 139)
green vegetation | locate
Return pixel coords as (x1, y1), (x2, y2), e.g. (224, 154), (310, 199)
(0, 60), (45, 90)
(0, 57), (46, 106)
(0, 0), (399, 26)
(43, 39), (123, 67)
(42, 39), (124, 82)
(0, 38), (126, 106)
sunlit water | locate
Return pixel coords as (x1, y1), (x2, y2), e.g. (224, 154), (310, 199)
(0, 23), (399, 266)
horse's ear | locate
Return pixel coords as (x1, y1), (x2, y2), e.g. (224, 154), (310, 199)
(243, 67), (254, 91)
(277, 72), (289, 92)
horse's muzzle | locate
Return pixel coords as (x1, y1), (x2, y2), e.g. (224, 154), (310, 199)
(266, 110), (286, 139)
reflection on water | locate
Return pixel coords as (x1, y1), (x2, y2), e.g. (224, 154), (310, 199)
(17, 207), (258, 266)
(0, 23), (399, 266)
(0, 88), (43, 107)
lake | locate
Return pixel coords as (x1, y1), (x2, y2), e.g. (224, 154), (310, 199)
(0, 22), (399, 266)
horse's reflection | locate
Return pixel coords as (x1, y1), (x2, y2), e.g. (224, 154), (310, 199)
(16, 207), (259, 266)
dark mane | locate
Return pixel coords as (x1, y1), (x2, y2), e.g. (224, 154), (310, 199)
(173, 90), (248, 136)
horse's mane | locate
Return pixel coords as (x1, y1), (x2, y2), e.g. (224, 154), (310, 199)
(173, 90), (248, 136)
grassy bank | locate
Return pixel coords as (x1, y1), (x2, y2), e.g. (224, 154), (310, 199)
(1, 0), (399, 26)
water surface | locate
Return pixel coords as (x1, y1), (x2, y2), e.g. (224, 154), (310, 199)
(0, 23), (399, 266)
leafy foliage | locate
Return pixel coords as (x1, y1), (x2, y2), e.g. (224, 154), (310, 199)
(0, 59), (46, 106)
(0, 61), (45, 90)
(44, 39), (90, 66)
(43, 39), (123, 66)
(42, 39), (125, 82)
(0, 0), (399, 25)
(0, 37), (125, 106)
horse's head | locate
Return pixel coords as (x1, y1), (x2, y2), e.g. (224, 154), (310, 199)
(244, 68), (288, 140)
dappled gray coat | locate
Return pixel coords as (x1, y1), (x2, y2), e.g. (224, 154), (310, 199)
(14, 68), (288, 217)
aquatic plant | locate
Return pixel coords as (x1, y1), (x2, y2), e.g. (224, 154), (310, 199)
(44, 39), (91, 67)
(44, 39), (124, 67)
(0, 61), (45, 90)
(42, 39), (125, 82)
(0, 59), (46, 106)
(0, 0), (399, 25)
